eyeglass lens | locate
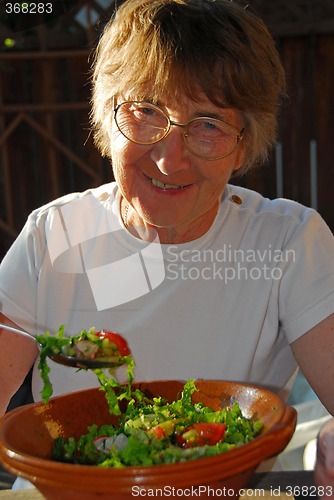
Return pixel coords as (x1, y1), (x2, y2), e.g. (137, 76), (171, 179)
(115, 101), (241, 159)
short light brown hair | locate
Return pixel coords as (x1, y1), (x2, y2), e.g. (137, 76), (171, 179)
(91, 0), (286, 172)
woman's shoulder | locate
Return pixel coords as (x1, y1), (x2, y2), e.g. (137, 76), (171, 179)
(225, 184), (318, 224)
(30, 182), (118, 222)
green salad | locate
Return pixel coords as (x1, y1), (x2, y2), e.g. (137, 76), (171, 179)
(36, 325), (133, 405)
(52, 380), (263, 467)
(36, 327), (263, 468)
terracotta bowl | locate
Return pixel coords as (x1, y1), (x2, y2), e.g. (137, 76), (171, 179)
(0, 380), (296, 499)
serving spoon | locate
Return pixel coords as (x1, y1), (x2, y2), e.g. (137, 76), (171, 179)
(0, 322), (126, 369)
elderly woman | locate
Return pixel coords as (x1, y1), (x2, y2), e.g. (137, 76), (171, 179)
(0, 0), (334, 437)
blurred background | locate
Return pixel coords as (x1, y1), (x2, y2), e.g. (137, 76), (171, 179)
(0, 0), (334, 480)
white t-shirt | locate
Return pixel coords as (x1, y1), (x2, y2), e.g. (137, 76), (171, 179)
(1, 182), (334, 402)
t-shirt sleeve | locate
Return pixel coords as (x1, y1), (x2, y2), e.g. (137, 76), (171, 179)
(0, 211), (46, 332)
(279, 209), (334, 343)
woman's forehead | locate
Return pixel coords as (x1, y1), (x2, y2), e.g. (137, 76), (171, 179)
(122, 81), (229, 108)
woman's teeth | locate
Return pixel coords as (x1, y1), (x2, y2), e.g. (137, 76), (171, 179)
(149, 177), (186, 190)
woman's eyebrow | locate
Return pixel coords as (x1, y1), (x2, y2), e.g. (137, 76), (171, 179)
(192, 111), (223, 120)
(192, 108), (237, 122)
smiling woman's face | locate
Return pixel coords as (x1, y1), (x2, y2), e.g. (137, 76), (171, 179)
(108, 93), (245, 243)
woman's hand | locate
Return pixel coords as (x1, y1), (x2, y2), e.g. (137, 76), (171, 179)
(291, 313), (334, 416)
(314, 418), (334, 498)
(0, 313), (39, 416)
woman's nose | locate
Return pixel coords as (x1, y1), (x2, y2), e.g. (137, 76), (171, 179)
(150, 128), (191, 175)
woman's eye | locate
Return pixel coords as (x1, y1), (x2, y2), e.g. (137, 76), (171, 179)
(136, 105), (156, 116)
(202, 121), (218, 130)
(143, 107), (156, 116)
(190, 120), (221, 137)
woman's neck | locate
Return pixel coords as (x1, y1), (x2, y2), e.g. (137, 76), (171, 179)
(121, 197), (218, 244)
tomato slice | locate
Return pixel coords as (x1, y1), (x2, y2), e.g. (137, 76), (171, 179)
(148, 425), (167, 440)
(95, 330), (131, 356)
(177, 423), (226, 448)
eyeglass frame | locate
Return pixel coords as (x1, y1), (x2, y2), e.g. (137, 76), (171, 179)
(113, 100), (245, 161)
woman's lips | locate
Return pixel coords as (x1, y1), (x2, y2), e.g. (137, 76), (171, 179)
(145, 175), (190, 191)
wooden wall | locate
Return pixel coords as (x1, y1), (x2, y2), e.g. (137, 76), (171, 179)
(0, 50), (111, 258)
(232, 33), (334, 232)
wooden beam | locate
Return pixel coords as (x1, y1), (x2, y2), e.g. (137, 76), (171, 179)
(270, 20), (334, 37)
(0, 103), (90, 112)
(0, 113), (24, 146)
(0, 49), (91, 60)
(0, 218), (17, 238)
(22, 113), (99, 182)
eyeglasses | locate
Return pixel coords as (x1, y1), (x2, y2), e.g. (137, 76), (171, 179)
(114, 101), (245, 160)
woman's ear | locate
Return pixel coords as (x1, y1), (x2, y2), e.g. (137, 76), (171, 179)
(232, 144), (245, 173)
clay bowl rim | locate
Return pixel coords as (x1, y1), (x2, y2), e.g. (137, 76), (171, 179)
(0, 380), (297, 486)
